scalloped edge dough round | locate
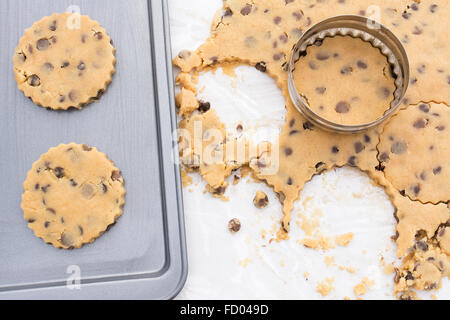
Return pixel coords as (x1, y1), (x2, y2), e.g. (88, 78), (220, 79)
(13, 13), (116, 110)
(21, 143), (126, 249)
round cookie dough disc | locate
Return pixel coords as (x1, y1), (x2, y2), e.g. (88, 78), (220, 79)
(378, 102), (450, 204)
(293, 36), (396, 125)
(13, 13), (116, 110)
(21, 143), (126, 249)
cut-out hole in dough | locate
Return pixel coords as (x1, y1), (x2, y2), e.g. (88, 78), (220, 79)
(197, 65), (287, 145)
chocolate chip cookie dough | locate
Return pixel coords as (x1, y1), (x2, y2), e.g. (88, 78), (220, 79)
(293, 36), (396, 125)
(21, 143), (125, 249)
(174, 0), (449, 298)
(13, 13), (116, 110)
(378, 102), (449, 204)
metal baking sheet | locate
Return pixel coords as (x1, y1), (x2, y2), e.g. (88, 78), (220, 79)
(0, 0), (187, 299)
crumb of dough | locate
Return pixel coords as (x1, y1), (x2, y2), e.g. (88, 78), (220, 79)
(180, 167), (193, 187)
(239, 258), (251, 268)
(335, 232), (354, 246)
(316, 278), (334, 297)
(175, 87), (199, 117)
(176, 72), (197, 93)
(253, 190), (269, 209)
(324, 256), (335, 266)
(354, 277), (375, 296)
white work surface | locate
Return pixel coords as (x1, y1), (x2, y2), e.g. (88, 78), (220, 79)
(168, 0), (449, 300)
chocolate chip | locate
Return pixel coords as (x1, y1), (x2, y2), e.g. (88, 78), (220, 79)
(228, 218), (241, 233)
(289, 119), (295, 127)
(60, 233), (74, 247)
(313, 39), (323, 47)
(412, 26), (423, 35)
(292, 12), (303, 20)
(419, 103), (430, 113)
(364, 134), (371, 143)
(68, 90), (78, 102)
(420, 171), (426, 180)
(379, 152), (389, 162)
(49, 20), (57, 31)
(78, 226), (84, 235)
(27, 75), (40, 87)
(316, 52), (329, 60)
(285, 0), (294, 4)
(82, 144), (92, 151)
(273, 53), (284, 61)
(70, 179), (78, 187)
(61, 217), (65, 224)
(195, 101), (209, 113)
(405, 271), (414, 281)
(348, 156), (357, 166)
(411, 2), (419, 10)
(412, 184), (421, 195)
(274, 16), (282, 24)
(279, 33), (288, 43)
(400, 189), (406, 196)
(53, 167), (65, 179)
(284, 147), (293, 156)
(58, 96), (65, 103)
(430, 4), (438, 13)
(315, 162), (325, 170)
(308, 61), (318, 70)
(223, 8), (233, 16)
(240, 4), (252, 15)
(43, 62), (54, 71)
(36, 38), (50, 50)
(287, 177), (293, 185)
(28, 219), (36, 223)
(433, 166), (442, 175)
(41, 184), (50, 193)
(236, 124), (243, 132)
(303, 122), (314, 130)
(289, 130), (299, 135)
(35, 183), (40, 190)
(44, 221), (51, 228)
(315, 87), (326, 94)
(255, 62), (267, 72)
(354, 142), (365, 153)
(335, 101), (350, 113)
(28, 44), (33, 54)
(112, 170), (122, 181)
(46, 208), (56, 214)
(391, 141), (407, 154)
(340, 66), (352, 75)
(410, 77), (417, 85)
(77, 61), (86, 70)
(402, 12), (411, 19)
(417, 64), (426, 74)
(101, 183), (108, 193)
(378, 87), (391, 99)
(357, 60), (368, 69)
(413, 118), (427, 129)
(436, 125), (445, 131)
(61, 61), (70, 68)
(81, 34), (87, 43)
(331, 146), (339, 154)
(94, 32), (103, 40)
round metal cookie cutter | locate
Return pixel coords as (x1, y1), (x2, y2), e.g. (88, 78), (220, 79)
(287, 15), (410, 134)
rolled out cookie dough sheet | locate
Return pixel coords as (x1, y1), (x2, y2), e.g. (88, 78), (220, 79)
(169, 0), (450, 299)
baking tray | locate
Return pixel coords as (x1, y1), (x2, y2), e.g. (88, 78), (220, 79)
(0, 0), (187, 299)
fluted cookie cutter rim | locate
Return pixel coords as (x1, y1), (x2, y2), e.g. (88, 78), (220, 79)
(288, 15), (410, 134)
